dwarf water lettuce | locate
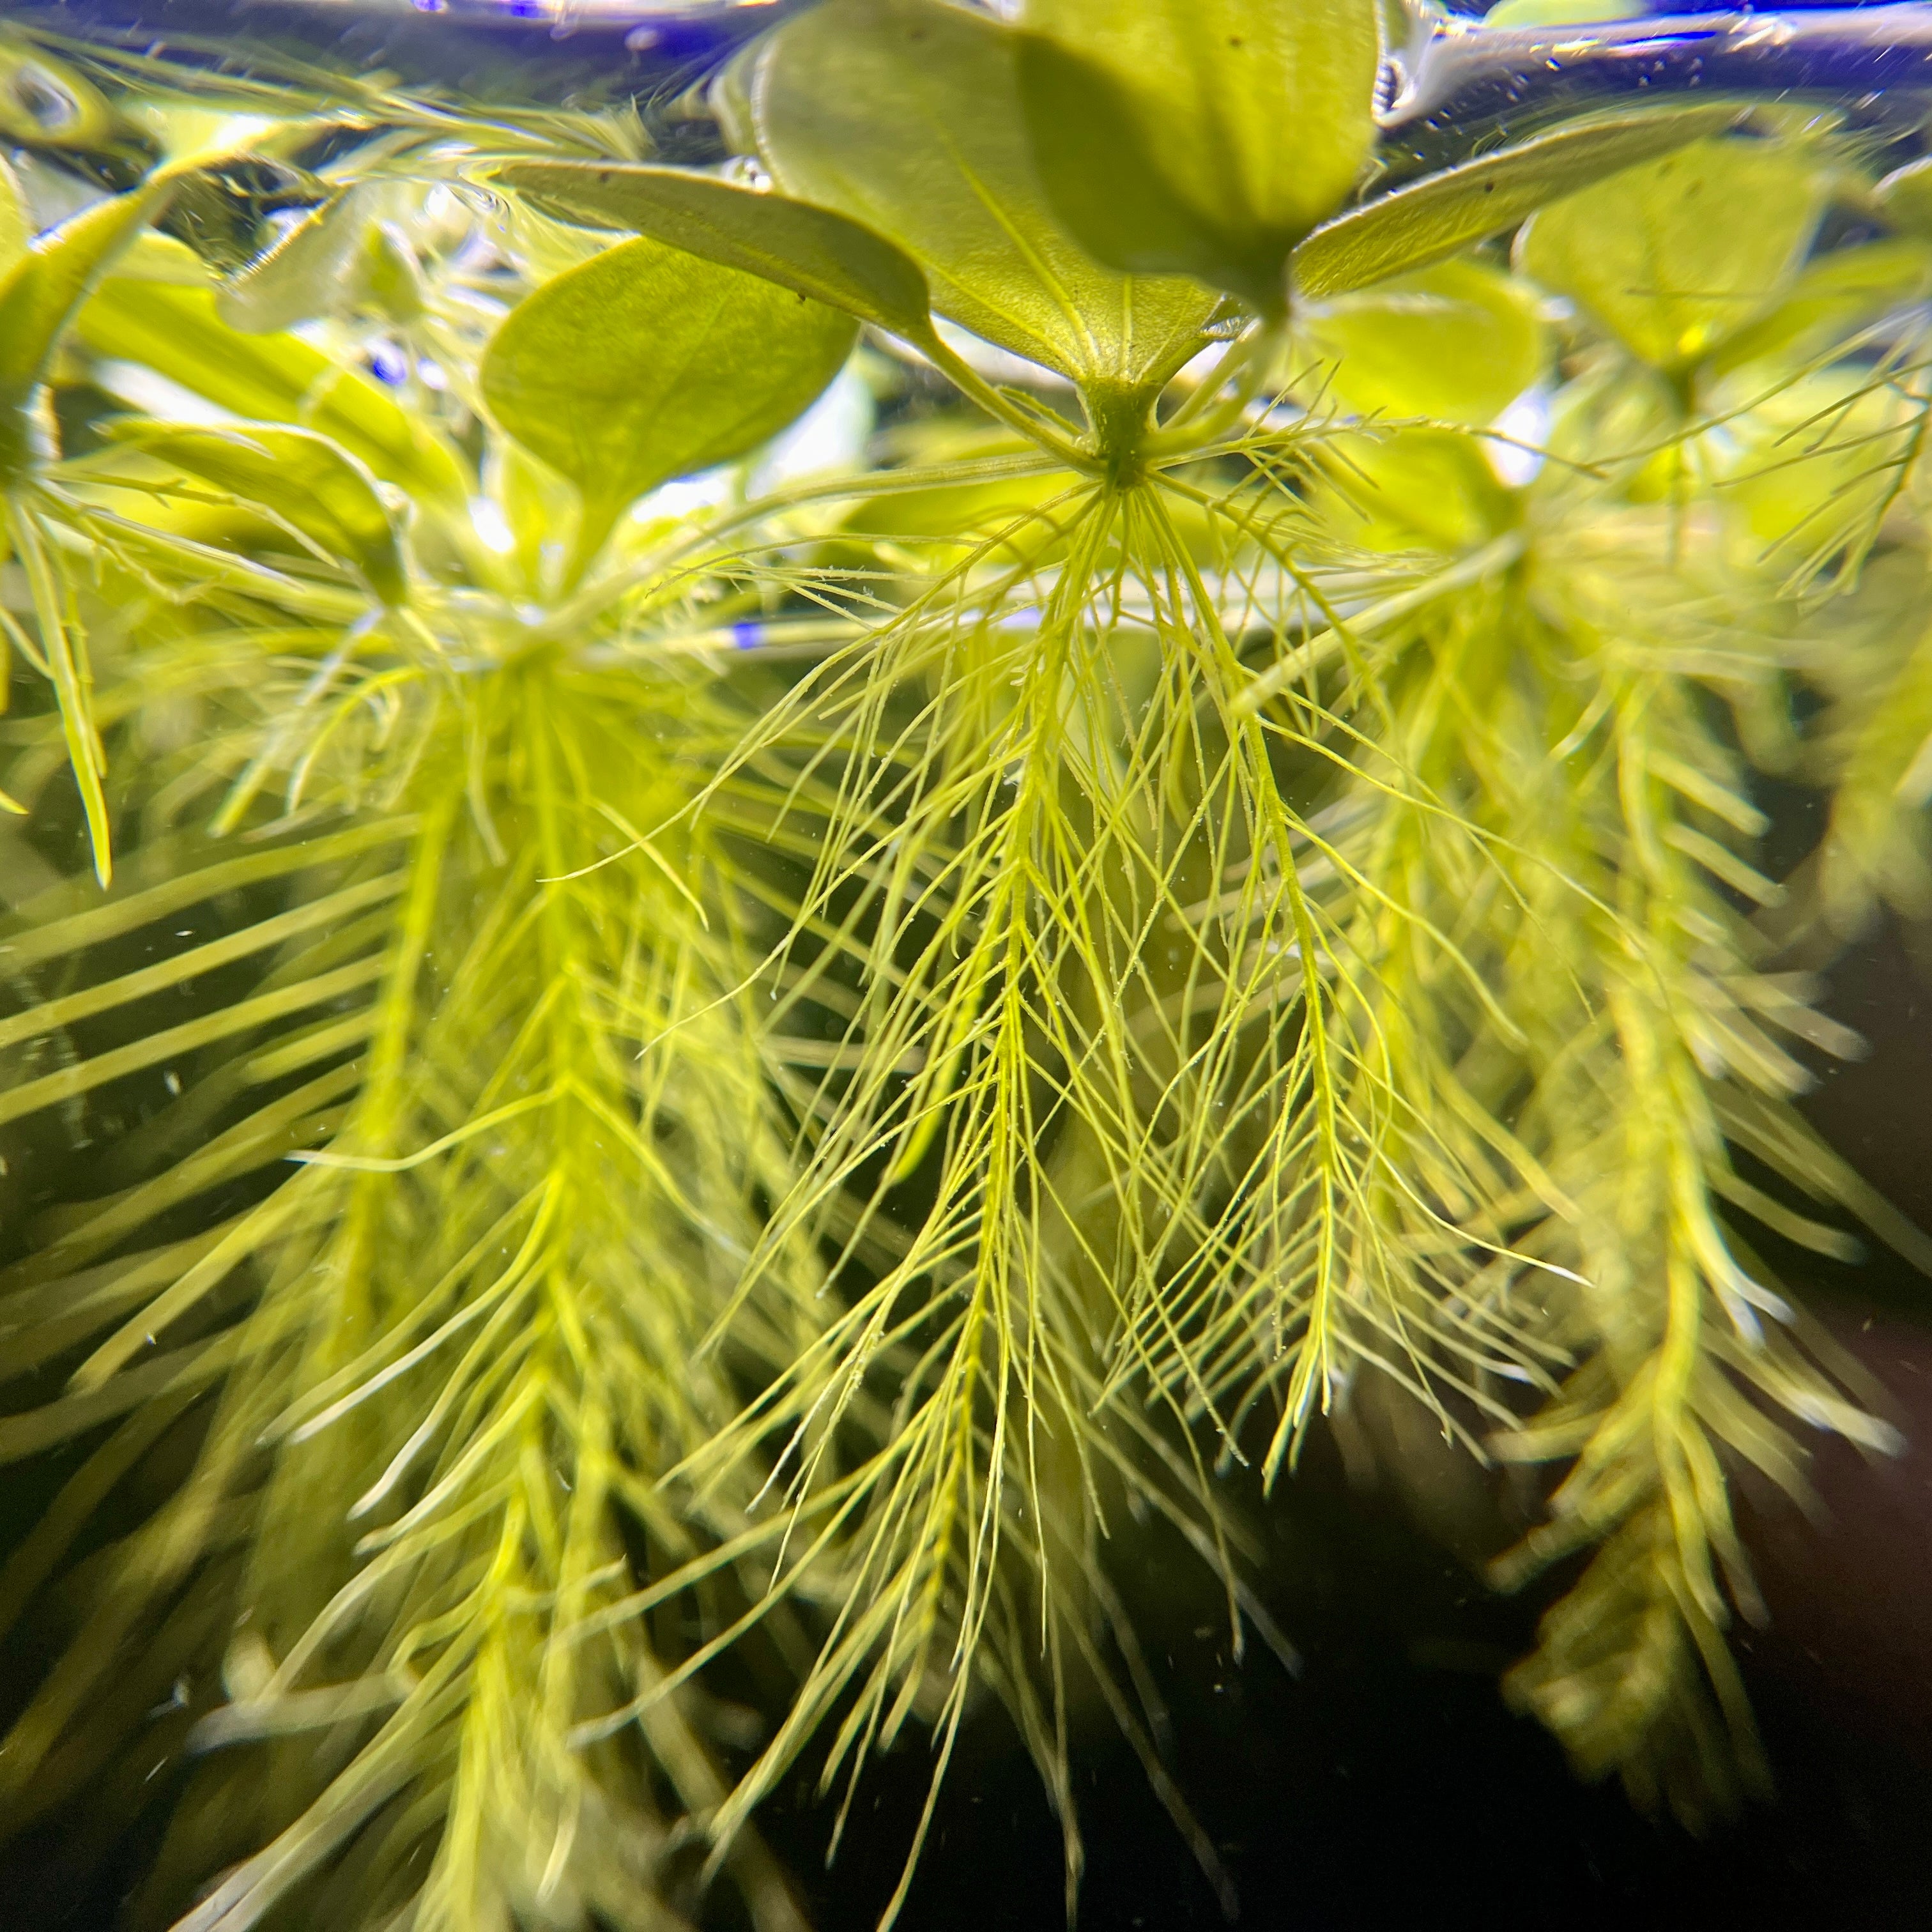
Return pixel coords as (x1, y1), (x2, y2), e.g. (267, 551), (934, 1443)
(1, 5), (1929, 1927)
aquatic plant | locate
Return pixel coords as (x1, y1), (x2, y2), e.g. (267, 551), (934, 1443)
(1, 3), (1929, 1925)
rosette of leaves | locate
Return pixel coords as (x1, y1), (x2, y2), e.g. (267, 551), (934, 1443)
(1, 5), (1930, 1928)
(1267, 129), (1932, 1819)
(486, 0), (1881, 1879)
(0, 126), (878, 1931)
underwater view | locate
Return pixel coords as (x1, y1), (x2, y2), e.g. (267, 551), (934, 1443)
(1, 0), (1930, 1924)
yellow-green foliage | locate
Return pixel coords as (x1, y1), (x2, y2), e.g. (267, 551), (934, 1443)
(1, 8), (1930, 1929)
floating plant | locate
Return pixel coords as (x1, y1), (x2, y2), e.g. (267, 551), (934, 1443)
(0, 3), (1929, 1926)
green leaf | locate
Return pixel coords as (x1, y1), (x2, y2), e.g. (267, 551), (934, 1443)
(1294, 259), (1547, 426)
(1705, 237), (1932, 382)
(112, 421), (408, 606)
(111, 231), (213, 286)
(1314, 426), (1519, 553)
(750, 0), (1220, 394)
(706, 33), (766, 158)
(216, 185), (374, 335)
(480, 234), (857, 572)
(1875, 155), (1932, 242)
(360, 221), (427, 326)
(1515, 136), (1829, 373)
(75, 281), (469, 509)
(1721, 368), (1901, 562)
(1016, 0), (1381, 311)
(1481, 0), (1643, 22)
(491, 161), (940, 351)
(1009, 38), (1222, 304)
(0, 157), (25, 279)
(0, 181), (170, 482)
(1292, 103), (1742, 302)
(843, 433), (1078, 574)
